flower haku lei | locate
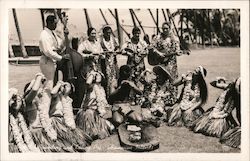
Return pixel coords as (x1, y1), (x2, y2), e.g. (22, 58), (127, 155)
(38, 101), (57, 140)
(61, 96), (76, 129)
(17, 113), (40, 152)
(9, 114), (29, 152)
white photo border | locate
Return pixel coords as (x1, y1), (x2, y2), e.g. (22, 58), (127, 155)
(1, 0), (249, 161)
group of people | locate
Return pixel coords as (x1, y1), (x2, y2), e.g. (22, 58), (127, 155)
(8, 15), (241, 152)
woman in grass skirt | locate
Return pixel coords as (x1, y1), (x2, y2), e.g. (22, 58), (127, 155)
(168, 66), (207, 127)
(9, 88), (40, 152)
(50, 81), (93, 151)
(192, 77), (240, 139)
(23, 73), (66, 152)
(76, 69), (114, 140)
(220, 78), (241, 148)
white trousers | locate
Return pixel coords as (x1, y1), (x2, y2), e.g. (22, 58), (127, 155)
(39, 55), (57, 91)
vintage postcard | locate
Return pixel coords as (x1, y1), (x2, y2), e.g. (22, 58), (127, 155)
(0, 0), (249, 161)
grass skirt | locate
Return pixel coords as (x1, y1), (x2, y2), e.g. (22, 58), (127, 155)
(9, 143), (19, 152)
(30, 127), (66, 152)
(192, 108), (229, 137)
(168, 105), (183, 126)
(76, 109), (113, 140)
(182, 107), (204, 128)
(51, 116), (91, 152)
(220, 127), (241, 148)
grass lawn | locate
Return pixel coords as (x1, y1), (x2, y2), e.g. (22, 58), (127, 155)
(8, 47), (240, 153)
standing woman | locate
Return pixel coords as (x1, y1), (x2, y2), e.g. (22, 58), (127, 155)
(78, 27), (104, 75)
(149, 22), (183, 104)
(100, 25), (120, 97)
(121, 27), (148, 86)
(168, 66), (207, 127)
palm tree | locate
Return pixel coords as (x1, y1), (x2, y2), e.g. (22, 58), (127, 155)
(12, 9), (28, 58)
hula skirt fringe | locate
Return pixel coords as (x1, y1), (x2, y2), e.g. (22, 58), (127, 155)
(168, 105), (183, 126)
(51, 116), (92, 152)
(182, 107), (204, 128)
(192, 109), (229, 137)
(76, 109), (113, 140)
(9, 143), (19, 152)
(30, 127), (64, 152)
(220, 127), (241, 148)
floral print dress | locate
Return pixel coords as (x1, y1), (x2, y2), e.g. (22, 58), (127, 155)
(100, 37), (119, 96)
(122, 39), (148, 85)
(151, 34), (180, 100)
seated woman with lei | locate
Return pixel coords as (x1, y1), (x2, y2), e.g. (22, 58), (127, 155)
(192, 77), (241, 142)
(9, 88), (40, 152)
(140, 65), (177, 125)
(168, 66), (208, 127)
(50, 81), (92, 151)
(23, 73), (72, 152)
(75, 69), (114, 140)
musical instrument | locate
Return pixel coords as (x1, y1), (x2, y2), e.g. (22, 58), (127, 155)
(56, 12), (84, 108)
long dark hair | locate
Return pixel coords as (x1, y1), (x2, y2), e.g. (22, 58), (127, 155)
(177, 70), (208, 106)
(224, 81), (241, 111)
(193, 70), (208, 106)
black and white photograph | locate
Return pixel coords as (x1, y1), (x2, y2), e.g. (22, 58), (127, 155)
(0, 0), (249, 161)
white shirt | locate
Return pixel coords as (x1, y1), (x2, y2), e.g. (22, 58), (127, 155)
(77, 39), (103, 56)
(39, 27), (64, 62)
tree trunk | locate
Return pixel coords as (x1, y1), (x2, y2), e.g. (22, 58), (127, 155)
(12, 9), (28, 58)
(40, 10), (45, 29)
(156, 9), (159, 34)
(114, 9), (122, 48)
(84, 9), (92, 29)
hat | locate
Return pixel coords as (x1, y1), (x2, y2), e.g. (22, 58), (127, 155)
(153, 65), (173, 81)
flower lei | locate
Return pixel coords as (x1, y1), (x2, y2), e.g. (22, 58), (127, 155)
(210, 89), (228, 116)
(9, 114), (29, 152)
(17, 113), (40, 152)
(37, 95), (57, 141)
(154, 34), (178, 55)
(179, 78), (200, 111)
(93, 84), (109, 117)
(61, 96), (76, 129)
(102, 37), (115, 52)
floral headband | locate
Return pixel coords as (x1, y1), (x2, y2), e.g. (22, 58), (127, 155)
(198, 66), (206, 78)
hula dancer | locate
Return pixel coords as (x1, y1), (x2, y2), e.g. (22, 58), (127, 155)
(168, 66), (207, 127)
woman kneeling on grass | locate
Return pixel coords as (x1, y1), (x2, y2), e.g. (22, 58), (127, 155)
(140, 65), (177, 125)
(76, 69), (115, 140)
(168, 66), (208, 127)
(220, 77), (241, 149)
(50, 81), (93, 151)
(192, 77), (241, 146)
(9, 88), (40, 152)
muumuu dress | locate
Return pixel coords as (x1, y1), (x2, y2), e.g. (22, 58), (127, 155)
(100, 36), (119, 97)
